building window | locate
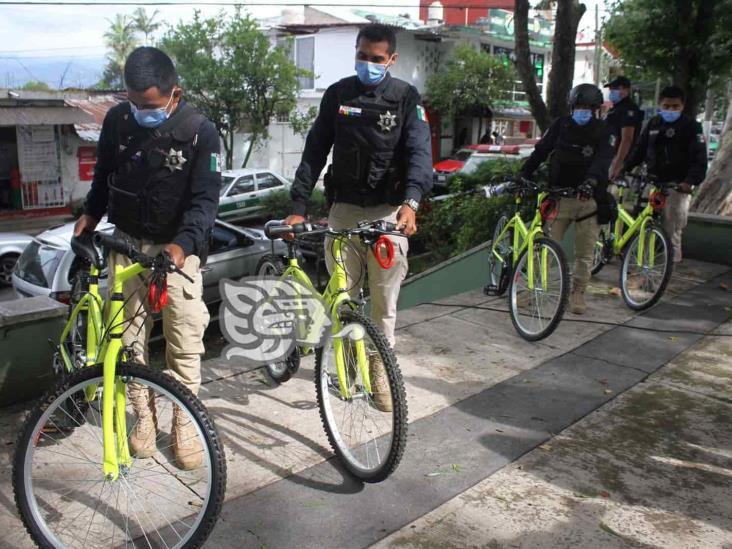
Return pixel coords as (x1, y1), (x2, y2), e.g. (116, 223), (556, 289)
(296, 36), (315, 90)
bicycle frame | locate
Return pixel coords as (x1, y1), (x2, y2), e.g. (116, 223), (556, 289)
(57, 259), (148, 480)
(277, 234), (371, 400)
(491, 191), (550, 290)
(611, 185), (660, 267)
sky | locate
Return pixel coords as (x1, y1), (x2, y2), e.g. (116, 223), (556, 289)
(0, 0), (611, 87)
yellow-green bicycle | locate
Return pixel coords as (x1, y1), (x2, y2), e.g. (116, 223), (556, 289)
(13, 231), (226, 548)
(255, 219), (408, 482)
(483, 177), (572, 341)
(591, 174), (676, 310)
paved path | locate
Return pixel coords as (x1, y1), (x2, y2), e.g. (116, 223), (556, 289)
(1, 259), (730, 548)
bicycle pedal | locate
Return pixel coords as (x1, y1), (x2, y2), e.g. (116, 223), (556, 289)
(483, 284), (500, 296)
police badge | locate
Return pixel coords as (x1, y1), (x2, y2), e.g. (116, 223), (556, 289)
(665, 128), (676, 138)
(164, 148), (187, 171)
(377, 111), (398, 133)
(582, 145), (594, 157)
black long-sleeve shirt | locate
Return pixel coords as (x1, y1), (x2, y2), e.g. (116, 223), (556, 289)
(84, 101), (221, 257)
(521, 116), (615, 188)
(624, 114), (707, 187)
(291, 74), (433, 215)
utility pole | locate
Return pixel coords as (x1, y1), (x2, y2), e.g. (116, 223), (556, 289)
(593, 3), (601, 85)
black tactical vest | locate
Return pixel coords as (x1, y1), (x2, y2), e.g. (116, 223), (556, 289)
(549, 117), (608, 189)
(328, 75), (411, 207)
(108, 102), (205, 243)
(645, 115), (695, 181)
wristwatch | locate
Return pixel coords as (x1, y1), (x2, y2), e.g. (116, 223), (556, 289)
(402, 198), (419, 212)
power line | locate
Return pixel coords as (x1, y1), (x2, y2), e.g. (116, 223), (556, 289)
(0, 1), (593, 7)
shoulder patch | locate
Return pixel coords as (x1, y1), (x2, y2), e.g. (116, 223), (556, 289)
(416, 105), (429, 123)
(697, 133), (706, 143)
(609, 135), (617, 148)
(210, 152), (222, 173)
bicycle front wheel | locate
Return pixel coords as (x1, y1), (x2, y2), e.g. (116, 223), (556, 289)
(13, 363), (226, 549)
(591, 225), (611, 275)
(485, 214), (512, 295)
(315, 309), (408, 482)
(620, 224), (673, 310)
(508, 237), (569, 341)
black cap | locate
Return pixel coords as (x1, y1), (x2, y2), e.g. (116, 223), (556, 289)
(604, 76), (631, 88)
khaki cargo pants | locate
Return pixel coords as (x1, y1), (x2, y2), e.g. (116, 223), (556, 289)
(545, 197), (600, 291)
(325, 202), (409, 348)
(108, 229), (210, 395)
(662, 189), (690, 263)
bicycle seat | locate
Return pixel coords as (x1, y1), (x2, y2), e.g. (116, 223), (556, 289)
(70, 230), (103, 269)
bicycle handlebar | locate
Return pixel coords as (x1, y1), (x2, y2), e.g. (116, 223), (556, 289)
(92, 232), (194, 283)
(486, 178), (576, 199)
(264, 219), (400, 240)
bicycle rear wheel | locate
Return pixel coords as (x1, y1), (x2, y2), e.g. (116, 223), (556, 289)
(485, 215), (512, 296)
(620, 224), (673, 310)
(508, 237), (569, 341)
(315, 309), (408, 482)
(13, 363), (226, 549)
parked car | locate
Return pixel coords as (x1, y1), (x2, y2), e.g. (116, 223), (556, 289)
(218, 168), (291, 221)
(12, 218), (289, 306)
(433, 145), (534, 192)
(458, 146), (533, 176)
(0, 232), (33, 286)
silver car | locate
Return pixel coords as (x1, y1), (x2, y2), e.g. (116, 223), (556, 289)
(0, 232), (32, 286)
(12, 217), (289, 305)
(218, 168), (290, 221)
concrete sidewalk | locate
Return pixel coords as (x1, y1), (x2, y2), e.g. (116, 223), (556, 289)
(0, 258), (730, 548)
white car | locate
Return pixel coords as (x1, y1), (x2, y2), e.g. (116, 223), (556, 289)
(12, 217), (289, 305)
(218, 168), (290, 220)
(459, 148), (533, 176)
(0, 232), (33, 286)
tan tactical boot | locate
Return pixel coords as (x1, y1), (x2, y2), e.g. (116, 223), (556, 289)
(368, 354), (392, 412)
(172, 405), (203, 470)
(128, 384), (157, 458)
(569, 285), (587, 315)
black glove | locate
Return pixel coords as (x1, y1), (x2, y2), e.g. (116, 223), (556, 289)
(577, 178), (596, 200)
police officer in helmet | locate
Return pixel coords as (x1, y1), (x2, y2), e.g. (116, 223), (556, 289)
(519, 83), (615, 315)
(74, 47), (221, 470)
(623, 85), (707, 263)
(285, 24), (433, 410)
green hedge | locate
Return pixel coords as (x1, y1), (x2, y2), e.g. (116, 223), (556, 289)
(259, 187), (330, 220)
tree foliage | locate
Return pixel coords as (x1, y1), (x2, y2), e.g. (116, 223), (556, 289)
(426, 43), (516, 126)
(289, 106), (318, 138)
(604, 0), (732, 117)
(99, 14), (139, 89)
(514, 0), (586, 132)
(161, 9), (304, 169)
(21, 80), (52, 91)
(132, 8), (161, 46)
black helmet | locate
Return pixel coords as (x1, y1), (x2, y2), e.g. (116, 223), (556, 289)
(568, 84), (603, 109)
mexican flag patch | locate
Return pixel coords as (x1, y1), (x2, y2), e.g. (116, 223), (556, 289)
(210, 153), (222, 172)
(416, 105), (429, 123)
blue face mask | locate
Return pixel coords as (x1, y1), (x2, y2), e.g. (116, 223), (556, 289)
(609, 89), (622, 104)
(572, 109), (593, 126)
(355, 60), (389, 86)
(130, 90), (175, 128)
(659, 109), (682, 123)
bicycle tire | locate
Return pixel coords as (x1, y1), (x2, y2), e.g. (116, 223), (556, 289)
(619, 223), (673, 311)
(13, 362), (227, 549)
(485, 214), (512, 295)
(315, 309), (408, 482)
(508, 237), (569, 341)
(255, 254), (302, 383)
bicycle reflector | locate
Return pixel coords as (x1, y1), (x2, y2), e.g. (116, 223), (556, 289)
(540, 197), (559, 222)
(373, 236), (395, 269)
(148, 275), (169, 312)
(649, 191), (667, 210)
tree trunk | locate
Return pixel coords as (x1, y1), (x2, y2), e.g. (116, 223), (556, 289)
(692, 91), (732, 216)
(222, 131), (233, 171)
(241, 133), (256, 169)
(546, 0), (586, 120)
(514, 0), (551, 132)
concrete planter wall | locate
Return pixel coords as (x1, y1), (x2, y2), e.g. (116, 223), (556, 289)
(0, 297), (67, 406)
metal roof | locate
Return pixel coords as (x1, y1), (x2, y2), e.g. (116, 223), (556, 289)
(65, 95), (125, 142)
(0, 106), (93, 127)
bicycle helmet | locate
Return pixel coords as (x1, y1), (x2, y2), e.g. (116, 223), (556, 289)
(568, 83), (604, 109)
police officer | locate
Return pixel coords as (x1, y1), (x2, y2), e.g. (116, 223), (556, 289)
(519, 84), (615, 315)
(605, 76), (643, 180)
(73, 47), (221, 470)
(285, 24), (432, 410)
(623, 85), (707, 263)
